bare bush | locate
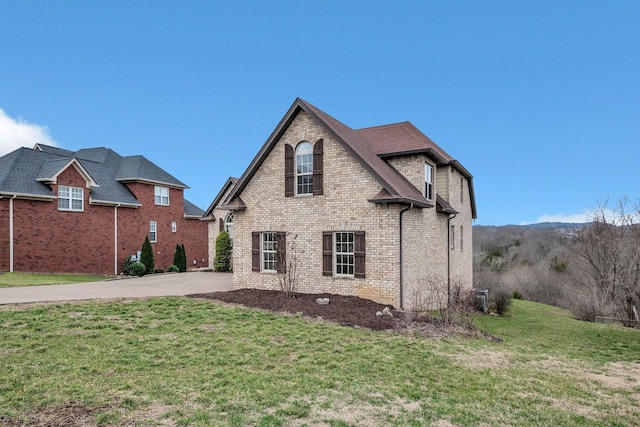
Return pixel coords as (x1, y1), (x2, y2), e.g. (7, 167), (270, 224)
(407, 277), (478, 327)
(276, 232), (301, 298)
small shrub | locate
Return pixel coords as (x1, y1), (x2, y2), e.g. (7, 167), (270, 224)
(491, 290), (512, 316)
(167, 264), (179, 273)
(173, 244), (187, 272)
(154, 268), (164, 274)
(513, 290), (523, 300)
(140, 236), (155, 275)
(130, 261), (146, 277)
(215, 231), (232, 272)
(121, 257), (134, 275)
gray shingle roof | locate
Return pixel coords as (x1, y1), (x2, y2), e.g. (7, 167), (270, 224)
(0, 145), (196, 214)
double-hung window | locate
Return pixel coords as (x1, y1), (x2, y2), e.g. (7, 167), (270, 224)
(335, 232), (355, 276)
(424, 163), (434, 200)
(262, 232), (278, 272)
(323, 231), (365, 278)
(150, 221), (157, 243)
(296, 142), (313, 195)
(154, 186), (169, 206)
(58, 185), (84, 211)
(251, 231), (285, 273)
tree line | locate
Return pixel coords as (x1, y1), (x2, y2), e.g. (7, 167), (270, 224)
(474, 197), (640, 327)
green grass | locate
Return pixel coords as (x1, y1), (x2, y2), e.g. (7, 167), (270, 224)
(1, 298), (639, 426)
(0, 272), (109, 288)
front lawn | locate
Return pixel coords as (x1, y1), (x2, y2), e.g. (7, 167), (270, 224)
(0, 298), (638, 426)
(0, 272), (109, 288)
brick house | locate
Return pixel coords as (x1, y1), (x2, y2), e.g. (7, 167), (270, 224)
(0, 144), (208, 275)
(216, 98), (477, 309)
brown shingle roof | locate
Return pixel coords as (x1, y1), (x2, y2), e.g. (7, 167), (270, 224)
(356, 121), (453, 163)
(223, 98), (476, 218)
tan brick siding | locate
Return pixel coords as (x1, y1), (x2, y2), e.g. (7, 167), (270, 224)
(231, 110), (474, 310)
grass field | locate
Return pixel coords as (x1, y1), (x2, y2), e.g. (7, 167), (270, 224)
(0, 272), (109, 288)
(1, 298), (639, 426)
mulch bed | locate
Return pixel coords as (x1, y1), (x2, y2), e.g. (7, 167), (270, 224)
(188, 289), (502, 341)
(189, 289), (402, 330)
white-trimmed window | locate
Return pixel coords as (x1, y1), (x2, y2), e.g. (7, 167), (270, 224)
(451, 225), (455, 250)
(58, 185), (84, 211)
(154, 186), (169, 206)
(225, 211), (234, 247)
(424, 163), (434, 200)
(150, 221), (157, 243)
(262, 232), (277, 272)
(335, 232), (355, 277)
(296, 141), (313, 195)
(171, 221), (177, 233)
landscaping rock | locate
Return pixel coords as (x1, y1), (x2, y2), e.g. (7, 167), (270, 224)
(316, 297), (330, 305)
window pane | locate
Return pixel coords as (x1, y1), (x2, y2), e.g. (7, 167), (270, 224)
(58, 198), (69, 209)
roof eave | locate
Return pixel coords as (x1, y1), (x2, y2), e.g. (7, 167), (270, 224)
(378, 148), (449, 165)
(367, 196), (434, 209)
(116, 178), (188, 189)
(0, 192), (55, 201)
(89, 198), (141, 208)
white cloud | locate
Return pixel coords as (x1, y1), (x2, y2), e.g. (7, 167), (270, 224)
(0, 109), (57, 156)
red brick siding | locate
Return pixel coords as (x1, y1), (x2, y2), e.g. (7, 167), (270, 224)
(0, 166), (208, 274)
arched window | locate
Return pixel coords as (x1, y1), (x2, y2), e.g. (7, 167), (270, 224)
(296, 141), (313, 195)
(225, 211), (234, 247)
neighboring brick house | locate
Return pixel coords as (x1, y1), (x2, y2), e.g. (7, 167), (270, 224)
(0, 144), (208, 275)
(217, 98), (477, 309)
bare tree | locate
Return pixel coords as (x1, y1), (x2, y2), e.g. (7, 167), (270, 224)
(570, 197), (640, 325)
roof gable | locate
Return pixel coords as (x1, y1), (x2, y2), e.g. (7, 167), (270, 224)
(203, 177), (238, 217)
(36, 157), (98, 188)
(224, 98), (434, 209)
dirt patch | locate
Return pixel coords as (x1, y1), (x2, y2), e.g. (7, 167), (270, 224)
(0, 402), (103, 427)
(189, 289), (500, 340)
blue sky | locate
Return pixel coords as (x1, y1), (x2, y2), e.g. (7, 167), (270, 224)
(1, 1), (638, 226)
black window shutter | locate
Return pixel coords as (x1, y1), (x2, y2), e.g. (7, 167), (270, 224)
(313, 139), (323, 195)
(276, 232), (286, 273)
(219, 217), (224, 233)
(354, 231), (365, 278)
(284, 144), (294, 197)
(322, 231), (333, 276)
(251, 232), (260, 272)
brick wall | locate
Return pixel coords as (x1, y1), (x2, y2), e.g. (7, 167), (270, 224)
(232, 110), (474, 309)
(0, 166), (208, 274)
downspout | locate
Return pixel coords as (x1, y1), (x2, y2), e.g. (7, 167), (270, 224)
(447, 213), (457, 304)
(9, 195), (16, 273)
(399, 203), (412, 309)
(114, 205), (120, 275)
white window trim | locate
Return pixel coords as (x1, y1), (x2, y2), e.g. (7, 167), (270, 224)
(150, 221), (157, 243)
(450, 225), (455, 250)
(225, 211), (234, 247)
(171, 221), (177, 233)
(424, 163), (434, 200)
(261, 232), (277, 273)
(58, 185), (84, 212)
(154, 186), (170, 206)
(295, 141), (313, 196)
(334, 232), (355, 278)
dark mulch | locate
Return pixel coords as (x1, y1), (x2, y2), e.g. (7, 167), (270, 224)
(190, 289), (403, 330)
(189, 289), (502, 341)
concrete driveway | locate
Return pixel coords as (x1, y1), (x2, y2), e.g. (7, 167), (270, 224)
(0, 271), (233, 305)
